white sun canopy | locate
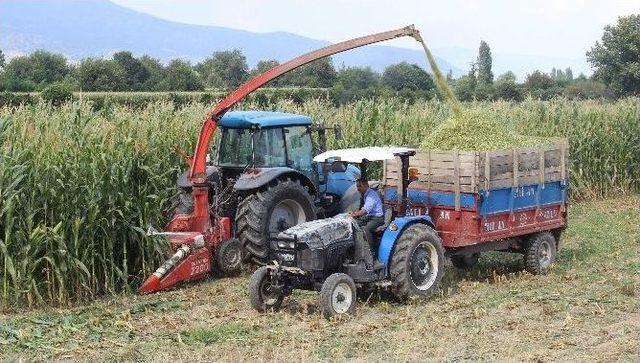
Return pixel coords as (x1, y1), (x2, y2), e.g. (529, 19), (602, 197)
(313, 146), (415, 163)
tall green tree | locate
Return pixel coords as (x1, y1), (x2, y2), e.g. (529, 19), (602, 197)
(524, 70), (561, 100)
(250, 59), (281, 86)
(476, 41), (494, 85)
(2, 50), (70, 91)
(565, 67), (573, 82)
(563, 79), (613, 100)
(196, 50), (248, 89)
(336, 66), (379, 90)
(550, 67), (573, 86)
(381, 62), (434, 92)
(280, 58), (337, 88)
(76, 58), (126, 91)
(332, 66), (380, 103)
(138, 55), (165, 91)
(164, 59), (203, 91)
(113, 51), (149, 90)
(0, 50), (5, 69)
(587, 14), (640, 96)
(494, 71), (523, 101)
(453, 63), (477, 101)
(453, 75), (476, 101)
(251, 59), (279, 75)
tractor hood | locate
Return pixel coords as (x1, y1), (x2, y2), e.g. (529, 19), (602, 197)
(278, 214), (356, 250)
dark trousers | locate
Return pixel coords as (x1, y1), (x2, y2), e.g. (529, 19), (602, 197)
(354, 215), (384, 264)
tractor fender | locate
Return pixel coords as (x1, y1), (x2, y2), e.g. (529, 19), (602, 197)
(234, 167), (317, 195)
(377, 216), (436, 271)
(177, 166), (219, 189)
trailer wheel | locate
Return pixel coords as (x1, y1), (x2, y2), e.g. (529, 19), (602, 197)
(215, 238), (243, 275)
(249, 266), (284, 312)
(319, 273), (357, 319)
(390, 224), (444, 301)
(524, 232), (556, 275)
(450, 253), (480, 269)
(236, 178), (315, 264)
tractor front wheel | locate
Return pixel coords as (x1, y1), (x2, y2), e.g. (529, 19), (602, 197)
(390, 224), (444, 301)
(319, 273), (357, 319)
(249, 266), (284, 312)
(236, 178), (316, 264)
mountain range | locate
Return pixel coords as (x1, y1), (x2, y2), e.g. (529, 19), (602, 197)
(0, 0), (591, 79)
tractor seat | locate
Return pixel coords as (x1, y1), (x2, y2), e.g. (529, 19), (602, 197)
(375, 208), (393, 233)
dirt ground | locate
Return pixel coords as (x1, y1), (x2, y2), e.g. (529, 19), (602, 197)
(1, 196), (639, 362)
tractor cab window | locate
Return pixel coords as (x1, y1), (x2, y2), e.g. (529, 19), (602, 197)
(218, 128), (253, 167)
(285, 126), (314, 172)
(253, 128), (287, 167)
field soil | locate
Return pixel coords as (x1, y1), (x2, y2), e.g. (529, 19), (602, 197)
(1, 196), (638, 362)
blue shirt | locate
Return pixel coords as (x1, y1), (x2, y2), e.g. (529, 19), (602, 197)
(362, 188), (384, 217)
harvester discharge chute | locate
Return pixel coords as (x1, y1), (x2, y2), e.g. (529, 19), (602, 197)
(139, 25), (424, 294)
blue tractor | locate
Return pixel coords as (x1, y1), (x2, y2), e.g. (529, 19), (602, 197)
(173, 111), (362, 263)
(248, 147), (445, 318)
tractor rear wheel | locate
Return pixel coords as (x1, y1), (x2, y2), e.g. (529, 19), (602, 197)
(236, 178), (316, 264)
(390, 224), (444, 301)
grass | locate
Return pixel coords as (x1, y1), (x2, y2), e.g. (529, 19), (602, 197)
(1, 98), (639, 308)
(1, 196), (638, 361)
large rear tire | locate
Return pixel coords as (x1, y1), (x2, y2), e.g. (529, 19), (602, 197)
(390, 224), (444, 301)
(236, 178), (316, 264)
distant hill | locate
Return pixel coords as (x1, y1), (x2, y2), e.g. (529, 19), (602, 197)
(0, 0), (462, 75)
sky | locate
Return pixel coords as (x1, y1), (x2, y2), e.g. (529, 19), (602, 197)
(111, 0), (638, 61)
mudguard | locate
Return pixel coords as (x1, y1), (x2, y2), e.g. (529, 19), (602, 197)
(377, 216), (436, 272)
(234, 167), (317, 194)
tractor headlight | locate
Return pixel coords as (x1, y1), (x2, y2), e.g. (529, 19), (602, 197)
(389, 223), (398, 231)
(277, 240), (296, 249)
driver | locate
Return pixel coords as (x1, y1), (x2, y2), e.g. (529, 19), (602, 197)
(349, 178), (385, 269)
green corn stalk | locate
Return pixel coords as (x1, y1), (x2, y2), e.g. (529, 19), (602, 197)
(0, 97), (638, 308)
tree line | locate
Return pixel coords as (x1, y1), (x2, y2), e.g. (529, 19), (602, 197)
(0, 14), (637, 102)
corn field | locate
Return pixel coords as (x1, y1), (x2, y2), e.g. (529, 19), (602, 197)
(1, 98), (638, 309)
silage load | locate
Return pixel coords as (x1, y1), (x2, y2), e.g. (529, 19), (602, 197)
(417, 40), (551, 151)
(421, 109), (550, 151)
